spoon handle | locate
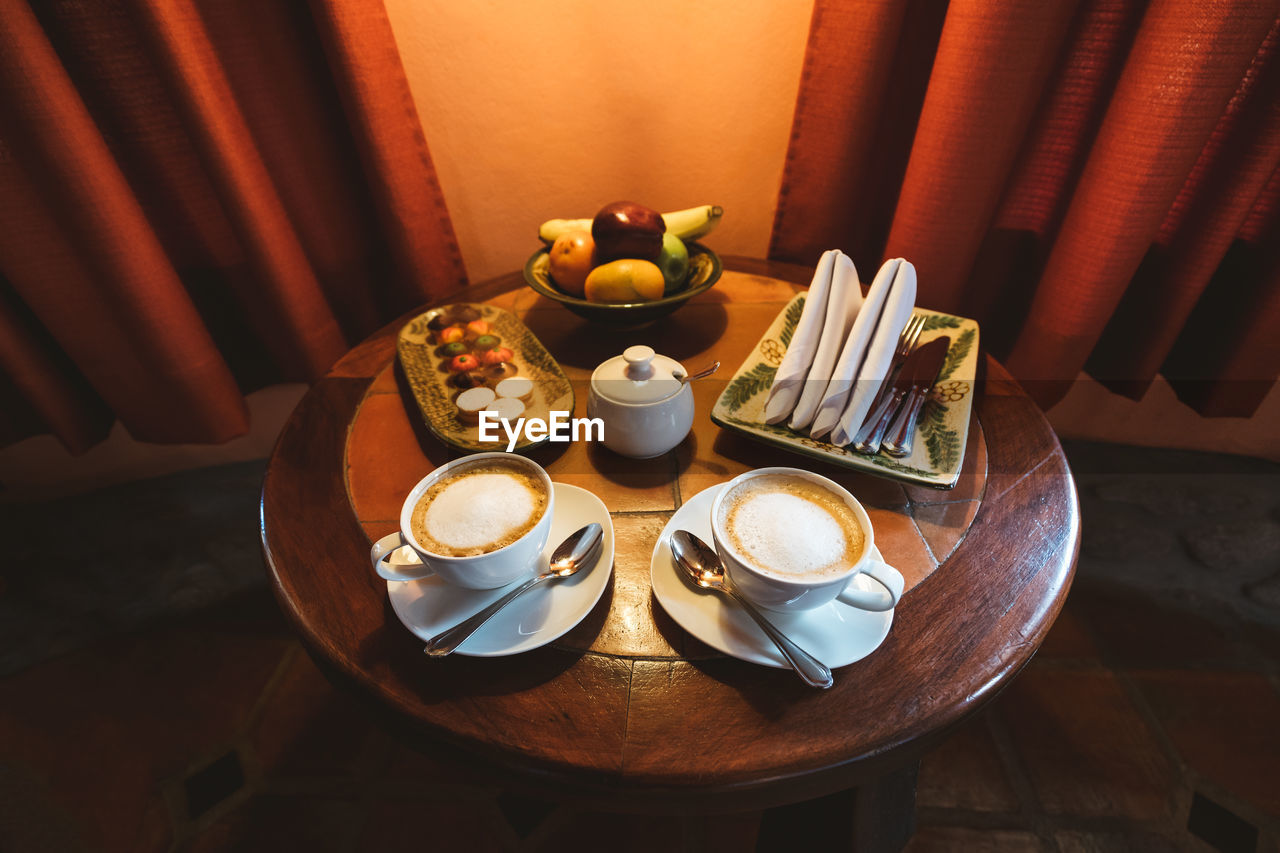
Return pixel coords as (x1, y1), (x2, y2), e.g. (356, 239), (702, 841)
(424, 574), (546, 657)
(727, 590), (834, 689)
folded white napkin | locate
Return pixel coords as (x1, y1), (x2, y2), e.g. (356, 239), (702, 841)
(788, 253), (863, 430)
(763, 250), (837, 423)
(825, 259), (917, 446)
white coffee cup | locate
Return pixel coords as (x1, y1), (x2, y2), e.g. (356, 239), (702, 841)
(370, 452), (555, 588)
(709, 467), (904, 613)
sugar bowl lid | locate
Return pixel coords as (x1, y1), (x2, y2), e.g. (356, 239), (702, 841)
(591, 345), (686, 404)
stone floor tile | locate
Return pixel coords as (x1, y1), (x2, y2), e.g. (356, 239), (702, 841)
(1242, 620), (1280, 664)
(904, 826), (1047, 851)
(1186, 790), (1261, 853)
(917, 716), (1019, 813)
(1130, 670), (1280, 816)
(134, 794), (174, 853)
(1052, 828), (1196, 852)
(355, 799), (508, 852)
(1070, 584), (1238, 668)
(365, 726), (495, 791)
(530, 809), (728, 853)
(249, 647), (380, 778)
(998, 668), (1178, 819)
(0, 597), (290, 853)
(1078, 501), (1177, 563)
(0, 461), (271, 677)
(1034, 597), (1100, 660)
(183, 794), (363, 853)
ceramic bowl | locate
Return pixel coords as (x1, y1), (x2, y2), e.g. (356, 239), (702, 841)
(523, 242), (722, 326)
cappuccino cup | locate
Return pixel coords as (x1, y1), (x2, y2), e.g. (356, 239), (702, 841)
(370, 452), (554, 589)
(710, 467), (903, 613)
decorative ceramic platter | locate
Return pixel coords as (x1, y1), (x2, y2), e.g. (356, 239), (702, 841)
(711, 293), (979, 488)
(396, 303), (574, 452)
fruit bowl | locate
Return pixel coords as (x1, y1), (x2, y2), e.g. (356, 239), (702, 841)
(523, 243), (722, 326)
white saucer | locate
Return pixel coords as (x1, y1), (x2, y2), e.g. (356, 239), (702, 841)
(650, 484), (894, 670)
(388, 483), (614, 656)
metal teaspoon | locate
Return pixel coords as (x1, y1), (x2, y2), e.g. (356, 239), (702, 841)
(423, 523), (604, 657)
(672, 361), (720, 383)
(669, 530), (834, 689)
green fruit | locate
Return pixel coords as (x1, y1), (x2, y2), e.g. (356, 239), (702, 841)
(657, 232), (689, 294)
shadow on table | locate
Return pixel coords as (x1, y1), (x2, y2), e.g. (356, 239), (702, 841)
(364, 592), (607, 700)
(520, 302), (730, 371)
(645, 590), (826, 720)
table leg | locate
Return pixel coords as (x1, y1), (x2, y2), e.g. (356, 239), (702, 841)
(754, 761), (920, 852)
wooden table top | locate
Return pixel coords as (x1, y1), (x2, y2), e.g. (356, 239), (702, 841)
(261, 258), (1079, 812)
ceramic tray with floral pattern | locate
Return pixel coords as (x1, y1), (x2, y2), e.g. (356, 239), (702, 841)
(397, 303), (574, 452)
(711, 293), (979, 488)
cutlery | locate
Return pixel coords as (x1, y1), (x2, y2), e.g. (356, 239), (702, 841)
(423, 523), (603, 657)
(882, 336), (951, 458)
(669, 530), (833, 689)
(673, 361), (720, 384)
(852, 314), (926, 453)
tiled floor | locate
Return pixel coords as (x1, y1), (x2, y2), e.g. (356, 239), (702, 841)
(0, 441), (1276, 852)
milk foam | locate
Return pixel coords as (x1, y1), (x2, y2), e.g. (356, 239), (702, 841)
(721, 475), (864, 579)
(411, 462), (547, 557)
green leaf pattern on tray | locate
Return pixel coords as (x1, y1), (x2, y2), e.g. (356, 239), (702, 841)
(919, 399), (961, 471)
(937, 327), (974, 382)
(922, 314), (963, 332)
(721, 363), (778, 411)
(711, 293), (980, 488)
(778, 297), (806, 348)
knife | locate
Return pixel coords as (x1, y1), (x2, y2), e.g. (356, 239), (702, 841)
(853, 359), (917, 454)
(882, 336), (951, 458)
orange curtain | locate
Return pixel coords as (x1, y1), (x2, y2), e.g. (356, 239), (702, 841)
(0, 0), (467, 453)
(772, 0), (1280, 416)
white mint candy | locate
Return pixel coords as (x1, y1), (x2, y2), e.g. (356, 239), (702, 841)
(455, 387), (495, 425)
(494, 377), (534, 403)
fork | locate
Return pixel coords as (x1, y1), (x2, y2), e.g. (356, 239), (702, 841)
(852, 313), (926, 453)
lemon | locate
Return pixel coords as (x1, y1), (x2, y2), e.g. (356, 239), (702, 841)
(583, 259), (665, 304)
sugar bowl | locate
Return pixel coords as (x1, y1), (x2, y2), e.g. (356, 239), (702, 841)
(587, 345), (695, 458)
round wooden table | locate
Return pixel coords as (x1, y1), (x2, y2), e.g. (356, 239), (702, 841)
(261, 258), (1079, 835)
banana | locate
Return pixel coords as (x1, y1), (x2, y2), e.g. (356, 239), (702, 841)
(538, 217), (593, 244)
(538, 204), (723, 245)
(661, 204), (723, 242)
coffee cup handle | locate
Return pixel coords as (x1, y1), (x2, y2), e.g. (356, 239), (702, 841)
(371, 533), (436, 582)
(835, 558), (903, 612)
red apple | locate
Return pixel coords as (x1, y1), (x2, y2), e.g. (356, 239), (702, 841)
(591, 201), (665, 262)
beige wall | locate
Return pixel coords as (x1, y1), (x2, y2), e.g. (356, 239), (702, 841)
(382, 0), (816, 284)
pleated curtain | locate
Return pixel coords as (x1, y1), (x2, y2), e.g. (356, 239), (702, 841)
(0, 0), (467, 453)
(771, 0), (1280, 416)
